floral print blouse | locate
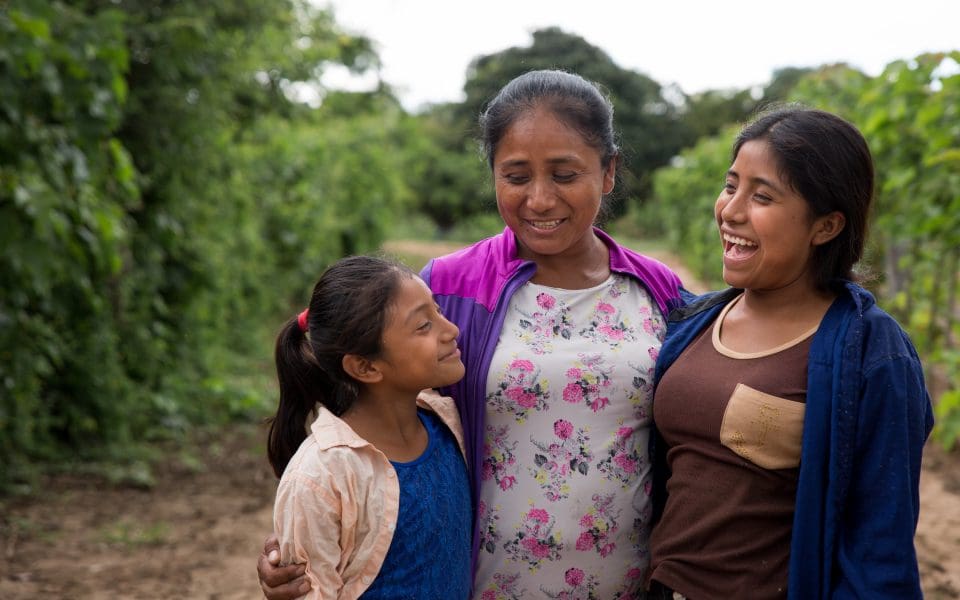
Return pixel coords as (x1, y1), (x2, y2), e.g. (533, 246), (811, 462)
(474, 274), (666, 600)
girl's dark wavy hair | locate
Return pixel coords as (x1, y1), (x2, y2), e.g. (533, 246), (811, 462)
(266, 255), (414, 477)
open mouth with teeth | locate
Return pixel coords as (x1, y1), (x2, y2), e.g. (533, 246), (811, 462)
(723, 232), (758, 259)
(527, 219), (565, 231)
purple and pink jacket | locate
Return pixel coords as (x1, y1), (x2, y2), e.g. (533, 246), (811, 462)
(419, 226), (686, 570)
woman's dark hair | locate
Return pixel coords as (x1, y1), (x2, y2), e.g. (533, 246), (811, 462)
(266, 255), (415, 477)
(733, 105), (875, 290)
(479, 70), (620, 215)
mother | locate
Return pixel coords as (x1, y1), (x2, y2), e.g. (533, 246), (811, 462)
(259, 69), (687, 599)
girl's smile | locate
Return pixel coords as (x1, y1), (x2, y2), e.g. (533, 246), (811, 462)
(715, 140), (838, 294)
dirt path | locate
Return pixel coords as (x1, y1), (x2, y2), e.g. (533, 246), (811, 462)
(1, 240), (957, 599)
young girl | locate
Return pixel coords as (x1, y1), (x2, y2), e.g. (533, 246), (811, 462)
(267, 255), (472, 600)
(648, 107), (933, 599)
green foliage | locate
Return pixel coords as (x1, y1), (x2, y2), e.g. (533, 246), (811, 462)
(642, 130), (735, 287)
(673, 67), (814, 152)
(403, 102), (493, 232)
(0, 0), (406, 492)
(791, 53), (960, 446)
(1, 1), (136, 485)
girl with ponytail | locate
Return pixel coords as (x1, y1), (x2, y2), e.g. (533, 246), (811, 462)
(267, 255), (471, 600)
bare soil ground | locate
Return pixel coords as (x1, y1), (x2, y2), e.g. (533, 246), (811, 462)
(1, 241), (957, 599)
(1, 424), (957, 599)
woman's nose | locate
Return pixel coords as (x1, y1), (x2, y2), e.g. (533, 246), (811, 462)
(526, 177), (556, 212)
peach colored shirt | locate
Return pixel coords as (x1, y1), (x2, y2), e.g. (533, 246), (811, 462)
(273, 389), (466, 600)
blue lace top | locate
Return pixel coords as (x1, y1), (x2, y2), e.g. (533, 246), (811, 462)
(361, 409), (472, 599)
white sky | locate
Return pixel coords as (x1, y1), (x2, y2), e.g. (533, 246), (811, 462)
(315, 0), (959, 112)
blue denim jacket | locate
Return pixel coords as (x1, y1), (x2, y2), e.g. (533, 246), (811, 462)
(652, 282), (933, 599)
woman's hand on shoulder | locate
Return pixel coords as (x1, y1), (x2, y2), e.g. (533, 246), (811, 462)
(257, 533), (311, 599)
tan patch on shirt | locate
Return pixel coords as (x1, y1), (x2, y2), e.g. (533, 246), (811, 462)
(720, 383), (805, 470)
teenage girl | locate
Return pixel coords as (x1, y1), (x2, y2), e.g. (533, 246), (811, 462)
(267, 255), (472, 600)
(647, 107), (933, 599)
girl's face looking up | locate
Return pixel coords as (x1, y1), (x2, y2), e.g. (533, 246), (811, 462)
(372, 276), (464, 395)
(493, 106), (615, 264)
(715, 140), (843, 294)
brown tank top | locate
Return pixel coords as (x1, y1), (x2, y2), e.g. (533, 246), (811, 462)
(649, 297), (815, 599)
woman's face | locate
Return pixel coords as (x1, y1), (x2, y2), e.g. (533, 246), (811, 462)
(492, 106), (615, 263)
(715, 139), (842, 293)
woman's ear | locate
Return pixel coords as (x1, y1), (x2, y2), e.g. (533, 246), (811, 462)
(342, 354), (383, 384)
(812, 211), (846, 246)
(602, 154), (617, 195)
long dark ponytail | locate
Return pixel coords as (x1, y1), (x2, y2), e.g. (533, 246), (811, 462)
(267, 255), (414, 477)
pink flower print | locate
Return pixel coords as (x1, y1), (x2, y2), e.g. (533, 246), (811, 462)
(613, 452), (637, 474)
(626, 567), (643, 580)
(515, 296), (573, 353)
(484, 425), (519, 491)
(598, 324), (625, 340)
(562, 382), (583, 404)
(578, 291), (636, 348)
(482, 572), (526, 600)
(541, 567), (600, 598)
(575, 531), (593, 551)
(506, 385), (537, 408)
(504, 506), (563, 570)
(529, 426), (592, 501)
(517, 392), (537, 408)
(536, 292), (556, 310)
(487, 360), (550, 422)
(481, 462), (494, 480)
(597, 425), (643, 486)
(553, 419), (573, 439)
(565, 568), (585, 587)
(648, 346), (659, 362)
(575, 493), (621, 557)
(591, 396), (610, 412)
(528, 508), (550, 523)
(510, 358), (535, 372)
(564, 355), (614, 412)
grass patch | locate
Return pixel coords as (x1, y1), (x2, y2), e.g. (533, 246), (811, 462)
(97, 519), (171, 547)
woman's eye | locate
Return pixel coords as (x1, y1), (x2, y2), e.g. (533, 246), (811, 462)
(417, 321), (432, 332)
(504, 174), (529, 184)
(554, 172), (576, 183)
(754, 193), (773, 203)
(723, 182), (736, 193)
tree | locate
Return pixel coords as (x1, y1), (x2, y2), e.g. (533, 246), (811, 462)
(0, 0), (397, 491)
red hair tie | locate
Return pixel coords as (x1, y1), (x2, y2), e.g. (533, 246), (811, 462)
(297, 308), (309, 333)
